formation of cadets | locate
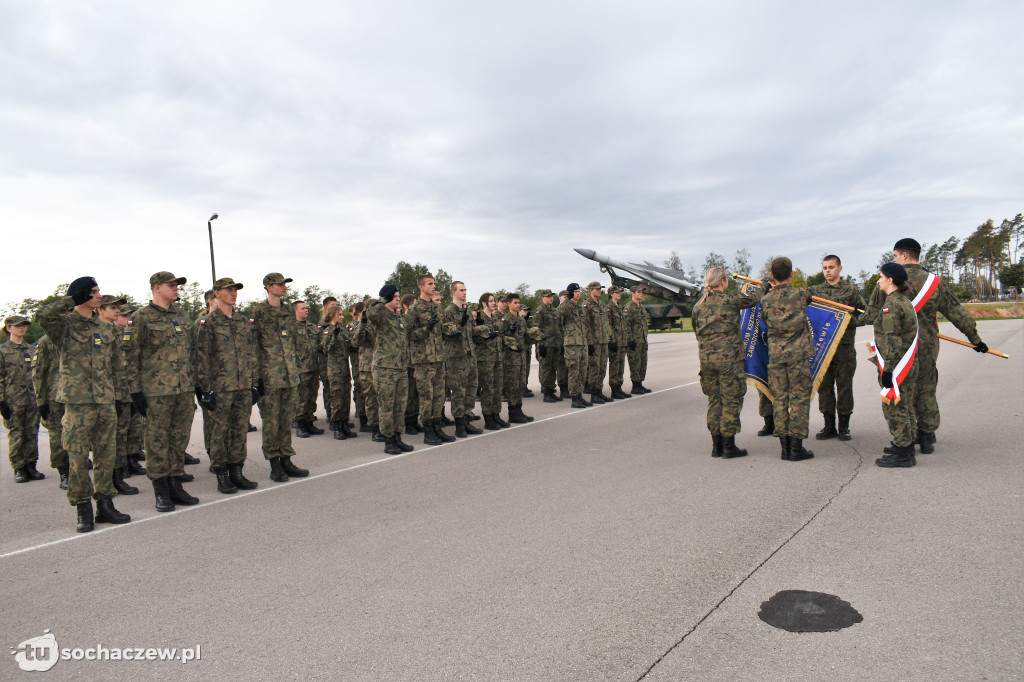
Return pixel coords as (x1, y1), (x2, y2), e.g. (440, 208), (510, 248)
(0, 271), (652, 533)
(692, 238), (989, 468)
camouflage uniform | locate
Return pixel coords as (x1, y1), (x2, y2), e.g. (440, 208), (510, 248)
(110, 321), (132, 470)
(532, 297), (566, 394)
(32, 335), (68, 470)
(196, 307), (257, 469)
(809, 280), (866, 417)
(294, 318), (321, 423)
(502, 312), (542, 410)
(252, 300), (301, 460)
(583, 291), (610, 393)
(318, 320), (332, 418)
(691, 288), (763, 437)
(473, 312), (505, 417)
(347, 320), (363, 420)
(321, 323), (353, 426)
(606, 294), (629, 390)
(442, 303), (480, 419)
(406, 298), (446, 422)
(873, 290), (918, 447)
(37, 297), (125, 504)
(761, 284), (815, 438)
(557, 297), (589, 397)
(367, 299), (409, 438)
(354, 317), (379, 428)
(623, 298), (651, 386)
(1, 337), (40, 472)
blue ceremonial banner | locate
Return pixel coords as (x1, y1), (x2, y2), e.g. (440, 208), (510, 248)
(739, 281), (852, 400)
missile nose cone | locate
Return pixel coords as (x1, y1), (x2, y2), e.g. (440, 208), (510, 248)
(574, 248), (596, 260)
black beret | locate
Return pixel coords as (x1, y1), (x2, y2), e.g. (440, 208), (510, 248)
(379, 283), (399, 300)
(566, 282), (581, 293)
(881, 262), (908, 282)
(893, 238), (921, 252)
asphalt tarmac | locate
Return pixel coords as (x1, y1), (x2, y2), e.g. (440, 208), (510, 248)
(3, 320), (1022, 681)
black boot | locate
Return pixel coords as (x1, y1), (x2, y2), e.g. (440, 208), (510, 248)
(248, 422), (257, 432)
(610, 386), (631, 399)
(95, 496), (131, 524)
(215, 467), (238, 494)
(789, 438), (814, 461)
(721, 436), (748, 459)
(405, 416), (418, 436)
(434, 419), (456, 442)
(341, 422), (357, 438)
(509, 405), (534, 423)
(468, 412), (481, 421)
(169, 476), (199, 505)
(58, 464), (69, 490)
(334, 425), (349, 440)
(711, 435), (723, 458)
(295, 421), (312, 438)
(918, 430), (936, 454)
(179, 471), (195, 482)
(359, 414), (371, 432)
(639, 382), (653, 393)
(371, 425), (385, 443)
(883, 441), (898, 455)
(543, 390), (559, 403)
(184, 452), (201, 465)
(229, 463), (259, 490)
(328, 420), (339, 433)
(464, 417), (482, 435)
(307, 420), (324, 435)
(13, 467), (29, 483)
(779, 436), (791, 461)
(596, 390), (613, 402)
(494, 413), (510, 428)
(384, 435), (403, 455)
(270, 458), (289, 482)
(127, 454), (146, 475)
(631, 382), (645, 395)
(816, 413), (838, 440)
(484, 414), (501, 430)
(455, 416), (468, 438)
(76, 501), (95, 532)
(758, 415), (775, 437)
(112, 467), (139, 495)
(558, 385), (570, 400)
(280, 456), (308, 477)
(423, 421), (443, 446)
(25, 462), (45, 480)
(590, 391), (606, 405)
(153, 478), (175, 512)
(837, 414), (852, 441)
(394, 433), (414, 452)
(571, 395), (590, 409)
(877, 444), (916, 468)
(440, 410), (454, 427)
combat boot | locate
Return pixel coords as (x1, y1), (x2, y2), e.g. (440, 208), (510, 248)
(816, 413), (838, 440)
(412, 417), (425, 433)
(280, 456), (308, 477)
(434, 419), (456, 442)
(558, 385), (570, 400)
(440, 410), (454, 426)
(153, 478), (175, 512)
(876, 444), (916, 468)
(340, 422), (357, 438)
(464, 417), (482, 435)
(507, 406), (528, 424)
(423, 422), (442, 446)
(640, 382), (653, 393)
(270, 458), (289, 483)
(455, 416), (468, 438)
(837, 414), (851, 441)
(571, 395), (590, 409)
(179, 471), (195, 482)
(359, 414), (371, 432)
(384, 435), (403, 455)
(127, 454), (146, 475)
(215, 468), (238, 494)
(494, 413), (511, 428)
(295, 421), (312, 438)
(720, 436), (748, 459)
(308, 420), (324, 435)
(883, 442), (898, 455)
(112, 467), (139, 495)
(596, 390), (613, 402)
(13, 467), (29, 483)
(394, 433), (414, 452)
(711, 435), (723, 457)
(590, 391), (606, 405)
(758, 415), (775, 437)
(328, 420), (339, 433)
(248, 422), (257, 432)
(543, 390), (559, 403)
(76, 501), (94, 533)
(918, 430), (935, 454)
(184, 452), (201, 465)
(25, 462), (45, 480)
(371, 426), (385, 443)
(788, 439), (814, 461)
(228, 464), (258, 490)
(169, 476), (199, 505)
(334, 425), (349, 440)
(95, 497), (131, 524)
(468, 412), (481, 421)
(57, 464), (69, 490)
(631, 382), (645, 395)
(610, 386), (632, 400)
(484, 414), (502, 430)
(779, 436), (791, 460)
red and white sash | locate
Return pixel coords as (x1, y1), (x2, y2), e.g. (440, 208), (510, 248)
(869, 323), (919, 405)
(911, 272), (939, 313)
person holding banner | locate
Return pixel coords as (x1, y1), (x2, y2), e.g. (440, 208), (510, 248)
(691, 267), (765, 458)
(872, 263), (919, 468)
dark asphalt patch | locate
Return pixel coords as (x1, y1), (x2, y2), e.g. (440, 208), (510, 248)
(758, 590), (863, 632)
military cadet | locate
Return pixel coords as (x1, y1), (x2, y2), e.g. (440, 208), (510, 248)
(353, 299), (382, 440)
(320, 297), (338, 425)
(431, 290), (456, 426)
(195, 277), (260, 494)
(252, 273), (309, 482)
(871, 263), (919, 468)
(583, 281), (613, 404)
(606, 286), (632, 400)
(2, 316), (42, 483)
(117, 306), (147, 474)
(442, 281), (483, 437)
(760, 258), (815, 462)
(321, 305), (357, 439)
(96, 296), (138, 495)
(520, 301), (535, 400)
(366, 284), (414, 455)
(532, 289), (564, 403)
(32, 333), (70, 488)
(37, 277), (130, 531)
(496, 295), (508, 318)
(406, 274), (453, 445)
(871, 237), (988, 454)
(691, 268), (765, 458)
(123, 271), (200, 511)
(757, 393), (775, 436)
(347, 302), (365, 432)
(810, 255), (867, 441)
(558, 283), (591, 409)
(475, 293), (509, 429)
(293, 300), (324, 438)
(199, 290), (217, 463)
(400, 293), (423, 437)
(623, 285), (653, 394)
(501, 294), (543, 423)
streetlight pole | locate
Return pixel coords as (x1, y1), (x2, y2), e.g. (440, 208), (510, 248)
(207, 213), (219, 286)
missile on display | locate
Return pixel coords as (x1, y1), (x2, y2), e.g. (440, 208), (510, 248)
(573, 248), (700, 302)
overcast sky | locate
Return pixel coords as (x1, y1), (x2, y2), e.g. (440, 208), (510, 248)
(2, 0), (1021, 308)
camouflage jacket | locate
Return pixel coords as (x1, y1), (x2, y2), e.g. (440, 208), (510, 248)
(692, 288), (764, 365)
(0, 340), (36, 406)
(473, 311), (505, 362)
(32, 335), (60, 406)
(502, 312), (542, 354)
(295, 320), (319, 375)
(531, 303), (563, 350)
(196, 308), (257, 394)
(607, 300), (626, 345)
(353, 318), (376, 371)
(251, 300), (301, 389)
(366, 299), (409, 370)
(809, 280), (866, 346)
(582, 297), (610, 344)
(873, 290), (918, 370)
(557, 299), (588, 347)
(442, 303), (480, 360)
(110, 323), (131, 401)
(321, 323), (353, 380)
(623, 301), (650, 345)
(346, 321), (361, 375)
(122, 301), (196, 397)
(761, 284), (814, 364)
(406, 298), (445, 364)
(37, 296), (125, 405)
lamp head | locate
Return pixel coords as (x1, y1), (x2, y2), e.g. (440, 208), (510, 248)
(209, 213), (219, 221)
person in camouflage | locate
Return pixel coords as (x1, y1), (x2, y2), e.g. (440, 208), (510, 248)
(691, 268), (765, 459)
(757, 392), (775, 436)
(407, 274), (453, 445)
(809, 255), (867, 441)
(96, 296), (139, 496)
(400, 294), (423, 437)
(501, 294), (543, 424)
(583, 281), (612, 404)
(623, 285), (652, 395)
(871, 263), (919, 467)
(37, 277), (130, 532)
(606, 286), (632, 400)
(198, 289), (217, 461)
(868, 237), (988, 454)
(252, 273), (309, 482)
(761, 258), (815, 461)
(558, 283), (591, 409)
(196, 277), (260, 494)
(442, 281), (483, 438)
(2, 316), (42, 483)
(367, 285), (414, 455)
(293, 300), (324, 438)
(353, 300), (381, 440)
(474, 293), (508, 430)
(531, 289), (564, 402)
(32, 333), (69, 487)
(320, 296), (338, 426)
(347, 302), (364, 431)
(117, 306), (147, 475)
(321, 305), (357, 440)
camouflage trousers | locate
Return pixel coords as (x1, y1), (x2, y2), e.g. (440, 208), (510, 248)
(538, 344), (566, 392)
(882, 365), (918, 447)
(521, 345), (531, 393)
(372, 365), (408, 437)
(503, 349), (526, 408)
(759, 391), (773, 418)
(116, 401), (131, 468)
(627, 342), (648, 383)
(911, 345), (940, 434)
(817, 343), (857, 415)
(608, 345), (626, 388)
(4, 404), (39, 470)
(699, 359), (747, 437)
(62, 402), (117, 505)
(446, 353), (478, 419)
(768, 358), (812, 438)
(296, 371), (320, 422)
(413, 361), (445, 421)
(359, 367), (379, 427)
(351, 357), (364, 417)
(42, 401), (68, 469)
(127, 410), (144, 455)
(327, 368), (352, 425)
(257, 386), (298, 460)
(319, 356), (331, 416)
(201, 404), (211, 453)
(476, 354), (503, 416)
(564, 345), (587, 397)
(144, 393), (195, 479)
(405, 367), (419, 419)
(587, 342), (609, 392)
(208, 389), (252, 468)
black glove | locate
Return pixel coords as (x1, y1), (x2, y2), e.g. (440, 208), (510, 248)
(195, 387), (204, 404)
(881, 371), (893, 388)
(251, 387), (261, 405)
(0, 401), (11, 421)
(38, 403), (51, 421)
(131, 392), (148, 418)
(256, 378), (266, 397)
(763, 281), (772, 293)
(460, 309), (469, 326)
(539, 345), (548, 358)
(588, 344), (595, 356)
(426, 312), (438, 330)
(608, 342), (619, 353)
(628, 341), (637, 350)
(200, 391), (216, 411)
(973, 341), (989, 354)
(67, 276), (97, 306)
